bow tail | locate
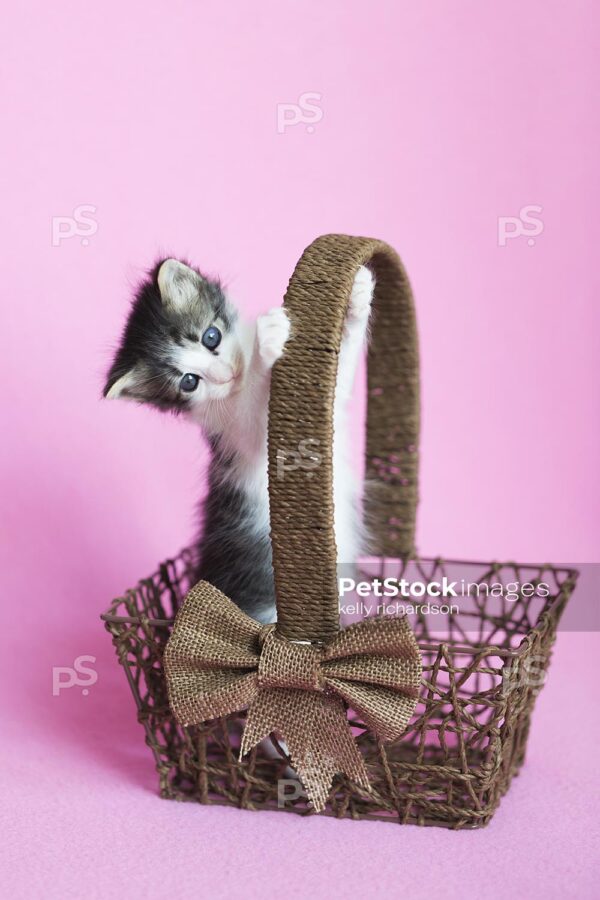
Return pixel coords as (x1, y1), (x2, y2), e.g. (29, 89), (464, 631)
(240, 689), (370, 812)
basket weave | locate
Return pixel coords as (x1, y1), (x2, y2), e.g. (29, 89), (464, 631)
(102, 235), (577, 828)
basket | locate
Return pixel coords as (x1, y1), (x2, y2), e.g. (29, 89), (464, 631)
(102, 234), (578, 828)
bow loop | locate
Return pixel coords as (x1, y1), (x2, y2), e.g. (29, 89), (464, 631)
(164, 580), (422, 812)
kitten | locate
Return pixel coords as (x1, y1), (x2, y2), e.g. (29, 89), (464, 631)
(104, 258), (373, 623)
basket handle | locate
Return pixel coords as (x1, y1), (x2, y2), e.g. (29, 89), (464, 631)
(267, 234), (420, 642)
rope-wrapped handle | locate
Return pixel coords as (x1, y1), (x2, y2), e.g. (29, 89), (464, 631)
(268, 235), (420, 643)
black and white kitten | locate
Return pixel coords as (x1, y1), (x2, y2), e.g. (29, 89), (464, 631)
(104, 258), (373, 623)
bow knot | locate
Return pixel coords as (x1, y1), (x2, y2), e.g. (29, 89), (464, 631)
(258, 629), (324, 692)
(164, 580), (422, 812)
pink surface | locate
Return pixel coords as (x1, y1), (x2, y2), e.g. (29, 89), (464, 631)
(1, 1), (598, 898)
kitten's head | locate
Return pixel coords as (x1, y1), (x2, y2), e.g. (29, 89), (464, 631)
(104, 259), (244, 414)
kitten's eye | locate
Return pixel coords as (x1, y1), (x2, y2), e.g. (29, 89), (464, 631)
(201, 326), (221, 350)
(180, 373), (200, 392)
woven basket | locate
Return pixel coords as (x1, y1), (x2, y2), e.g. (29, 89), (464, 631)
(102, 234), (578, 828)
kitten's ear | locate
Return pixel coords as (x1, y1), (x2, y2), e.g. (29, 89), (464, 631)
(104, 365), (145, 401)
(157, 258), (200, 309)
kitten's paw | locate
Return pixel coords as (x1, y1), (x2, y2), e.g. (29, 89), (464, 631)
(347, 265), (375, 323)
(256, 307), (291, 368)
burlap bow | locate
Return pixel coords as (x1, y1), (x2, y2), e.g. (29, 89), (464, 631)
(163, 581), (422, 812)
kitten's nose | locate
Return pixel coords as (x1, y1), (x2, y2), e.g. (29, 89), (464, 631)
(204, 360), (235, 385)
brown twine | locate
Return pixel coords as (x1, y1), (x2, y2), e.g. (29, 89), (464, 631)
(268, 234), (419, 642)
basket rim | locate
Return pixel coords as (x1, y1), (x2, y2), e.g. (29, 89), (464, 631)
(100, 553), (579, 660)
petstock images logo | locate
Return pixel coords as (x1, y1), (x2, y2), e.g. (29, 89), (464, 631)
(335, 560), (599, 635)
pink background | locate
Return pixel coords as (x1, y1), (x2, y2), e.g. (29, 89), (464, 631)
(1, 1), (598, 898)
